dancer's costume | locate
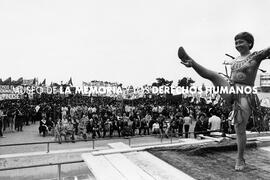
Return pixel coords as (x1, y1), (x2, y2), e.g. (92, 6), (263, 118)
(230, 50), (269, 125)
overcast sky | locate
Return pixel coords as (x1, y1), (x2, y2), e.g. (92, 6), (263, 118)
(0, 0), (270, 87)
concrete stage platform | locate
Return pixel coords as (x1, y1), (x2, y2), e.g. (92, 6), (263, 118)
(82, 136), (270, 180)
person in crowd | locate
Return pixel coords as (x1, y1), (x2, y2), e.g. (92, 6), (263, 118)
(183, 113), (192, 138)
(2, 108), (8, 133)
(78, 114), (89, 139)
(227, 110), (235, 134)
(131, 112), (138, 136)
(108, 112), (117, 137)
(194, 113), (208, 138)
(176, 113), (184, 137)
(152, 121), (161, 135)
(116, 113), (123, 137)
(54, 118), (65, 144)
(101, 113), (110, 138)
(65, 120), (75, 142)
(144, 112), (152, 131)
(62, 115), (69, 128)
(15, 107), (23, 132)
(141, 114), (150, 135)
(157, 113), (165, 134)
(263, 113), (269, 131)
(121, 113), (132, 137)
(7, 107), (15, 132)
(92, 114), (101, 139)
(0, 107), (5, 138)
(61, 105), (68, 119)
(46, 116), (55, 135)
(29, 106), (36, 124)
(72, 115), (79, 135)
(35, 104), (42, 123)
(208, 109), (221, 133)
(163, 116), (171, 138)
(39, 113), (48, 137)
(220, 114), (229, 135)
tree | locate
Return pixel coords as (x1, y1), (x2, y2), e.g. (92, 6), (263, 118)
(12, 77), (23, 86)
(177, 77), (195, 88)
(151, 78), (173, 99)
(152, 78), (173, 87)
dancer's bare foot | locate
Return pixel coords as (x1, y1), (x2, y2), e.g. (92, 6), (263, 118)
(235, 158), (246, 171)
(178, 47), (193, 67)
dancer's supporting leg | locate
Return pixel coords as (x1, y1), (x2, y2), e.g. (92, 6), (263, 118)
(234, 95), (251, 170)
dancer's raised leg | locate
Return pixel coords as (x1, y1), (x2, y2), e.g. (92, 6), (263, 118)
(178, 47), (231, 102)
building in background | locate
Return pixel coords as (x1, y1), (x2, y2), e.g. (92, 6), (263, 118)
(255, 73), (270, 92)
(255, 73), (270, 107)
(259, 74), (270, 92)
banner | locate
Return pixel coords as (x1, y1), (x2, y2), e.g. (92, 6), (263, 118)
(22, 79), (35, 85)
(0, 94), (20, 101)
(0, 85), (14, 94)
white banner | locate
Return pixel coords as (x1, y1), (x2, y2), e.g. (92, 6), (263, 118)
(0, 94), (20, 101)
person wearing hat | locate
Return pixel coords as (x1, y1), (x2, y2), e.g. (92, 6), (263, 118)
(178, 32), (270, 170)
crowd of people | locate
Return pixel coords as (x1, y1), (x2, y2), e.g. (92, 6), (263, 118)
(0, 93), (269, 143)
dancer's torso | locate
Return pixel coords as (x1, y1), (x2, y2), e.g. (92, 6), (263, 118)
(230, 51), (262, 86)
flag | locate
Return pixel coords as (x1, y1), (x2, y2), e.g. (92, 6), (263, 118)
(3, 77), (12, 85)
(82, 81), (91, 86)
(51, 82), (60, 87)
(33, 78), (36, 85)
(40, 79), (46, 86)
(23, 78), (35, 85)
(12, 77), (23, 85)
(67, 77), (73, 86)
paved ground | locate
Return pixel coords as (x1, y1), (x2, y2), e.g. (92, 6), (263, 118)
(0, 124), (187, 154)
(0, 123), (195, 180)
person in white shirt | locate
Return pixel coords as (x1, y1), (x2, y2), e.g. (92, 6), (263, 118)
(183, 114), (192, 138)
(152, 122), (161, 134)
(92, 106), (97, 113)
(208, 110), (221, 132)
(70, 107), (75, 118)
(61, 106), (68, 119)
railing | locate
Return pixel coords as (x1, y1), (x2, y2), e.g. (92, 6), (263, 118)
(0, 130), (223, 180)
(0, 160), (84, 180)
(0, 130), (222, 153)
(0, 139), (96, 153)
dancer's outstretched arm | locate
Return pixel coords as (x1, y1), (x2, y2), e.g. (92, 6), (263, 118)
(178, 47), (231, 102)
(255, 47), (270, 62)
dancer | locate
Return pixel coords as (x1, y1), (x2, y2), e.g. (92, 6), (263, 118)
(178, 32), (270, 170)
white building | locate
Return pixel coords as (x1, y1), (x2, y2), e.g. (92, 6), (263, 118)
(255, 73), (270, 92)
(260, 74), (270, 87)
